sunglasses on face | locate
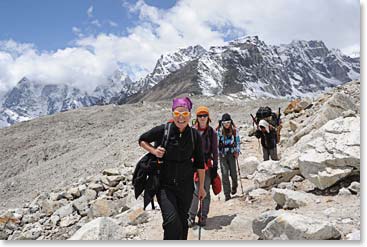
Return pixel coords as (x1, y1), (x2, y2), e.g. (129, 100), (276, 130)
(222, 120), (231, 125)
(197, 114), (208, 118)
(172, 111), (190, 118)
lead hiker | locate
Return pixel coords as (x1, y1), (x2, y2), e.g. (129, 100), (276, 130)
(138, 97), (206, 240)
(216, 113), (241, 201)
(188, 106), (218, 227)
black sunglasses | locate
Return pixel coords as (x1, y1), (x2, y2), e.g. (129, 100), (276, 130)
(197, 114), (208, 118)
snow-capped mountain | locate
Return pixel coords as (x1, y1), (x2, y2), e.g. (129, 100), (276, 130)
(0, 36), (360, 128)
(115, 45), (207, 104)
(125, 36), (360, 102)
(0, 71), (132, 128)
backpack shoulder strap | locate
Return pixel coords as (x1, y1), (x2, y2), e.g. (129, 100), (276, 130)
(190, 127), (196, 151)
(161, 123), (172, 148)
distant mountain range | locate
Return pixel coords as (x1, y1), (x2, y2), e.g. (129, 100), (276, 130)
(0, 36), (360, 128)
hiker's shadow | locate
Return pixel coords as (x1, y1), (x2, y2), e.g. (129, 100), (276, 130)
(202, 214), (237, 230)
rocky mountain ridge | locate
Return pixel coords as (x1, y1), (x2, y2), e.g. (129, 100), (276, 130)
(0, 36), (360, 128)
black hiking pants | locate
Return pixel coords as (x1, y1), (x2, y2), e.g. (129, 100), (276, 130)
(157, 183), (194, 240)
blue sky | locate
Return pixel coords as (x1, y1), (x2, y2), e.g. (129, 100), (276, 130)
(0, 0), (360, 94)
(0, 0), (176, 51)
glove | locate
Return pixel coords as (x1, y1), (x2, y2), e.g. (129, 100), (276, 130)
(210, 166), (218, 180)
(255, 130), (262, 138)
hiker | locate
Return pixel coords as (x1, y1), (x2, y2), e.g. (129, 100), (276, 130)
(255, 119), (279, 161)
(216, 113), (240, 201)
(188, 106), (218, 227)
(138, 97), (206, 240)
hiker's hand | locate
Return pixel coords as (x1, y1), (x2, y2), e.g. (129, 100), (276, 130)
(198, 187), (206, 200)
(154, 146), (166, 158)
(234, 152), (239, 159)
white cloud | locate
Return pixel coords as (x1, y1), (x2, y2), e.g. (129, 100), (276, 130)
(91, 19), (102, 27)
(108, 20), (118, 27)
(0, 0), (360, 95)
(87, 5), (94, 18)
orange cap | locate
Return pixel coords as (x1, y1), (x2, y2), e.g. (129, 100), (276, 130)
(196, 106), (209, 116)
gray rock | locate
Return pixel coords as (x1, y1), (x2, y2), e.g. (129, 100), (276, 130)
(338, 188), (352, 196)
(18, 222), (43, 240)
(348, 181), (360, 194)
(252, 210), (284, 239)
(22, 212), (41, 224)
(248, 188), (269, 198)
(277, 182), (295, 190)
(240, 156), (260, 177)
(72, 196), (90, 217)
(53, 203), (74, 218)
(100, 175), (123, 187)
(252, 160), (299, 188)
(88, 183), (104, 193)
(67, 187), (81, 199)
(290, 175), (304, 183)
(102, 168), (121, 176)
(88, 198), (127, 219)
(299, 116), (360, 189)
(255, 212), (341, 240)
(50, 215), (60, 226)
(68, 217), (126, 240)
(59, 213), (81, 227)
(271, 188), (312, 209)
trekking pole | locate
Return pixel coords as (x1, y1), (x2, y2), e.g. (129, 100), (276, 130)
(198, 199), (203, 240)
(235, 158), (245, 196)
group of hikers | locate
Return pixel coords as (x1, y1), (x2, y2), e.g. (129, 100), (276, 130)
(136, 96), (281, 240)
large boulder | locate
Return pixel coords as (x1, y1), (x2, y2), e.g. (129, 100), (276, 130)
(271, 188), (313, 209)
(289, 92), (356, 145)
(253, 211), (341, 240)
(299, 116), (360, 189)
(252, 160), (299, 188)
(240, 156), (260, 177)
(68, 217), (126, 240)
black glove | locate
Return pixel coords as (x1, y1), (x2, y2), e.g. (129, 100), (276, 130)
(210, 166), (218, 180)
(255, 130), (262, 138)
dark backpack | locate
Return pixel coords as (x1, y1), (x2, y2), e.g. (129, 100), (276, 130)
(256, 106), (279, 127)
(132, 123), (172, 209)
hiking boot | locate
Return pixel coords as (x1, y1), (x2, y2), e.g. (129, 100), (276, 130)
(225, 195), (231, 201)
(187, 217), (195, 228)
(198, 217), (207, 227)
(231, 187), (237, 195)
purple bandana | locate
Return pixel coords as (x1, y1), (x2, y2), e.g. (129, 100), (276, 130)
(172, 97), (193, 112)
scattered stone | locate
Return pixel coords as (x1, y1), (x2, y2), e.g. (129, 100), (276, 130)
(102, 168), (121, 176)
(53, 203), (74, 218)
(248, 188), (269, 198)
(88, 183), (104, 193)
(18, 222), (43, 240)
(100, 175), (123, 187)
(254, 211), (341, 240)
(291, 175), (304, 183)
(277, 182), (294, 190)
(240, 156), (260, 177)
(67, 187), (81, 199)
(271, 188), (312, 209)
(348, 182), (360, 194)
(252, 160), (299, 188)
(338, 188), (352, 196)
(68, 217), (126, 240)
(59, 214), (81, 227)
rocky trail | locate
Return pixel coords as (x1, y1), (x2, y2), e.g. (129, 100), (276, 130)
(0, 80), (360, 240)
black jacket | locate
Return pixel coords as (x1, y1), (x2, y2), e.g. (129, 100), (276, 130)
(139, 123), (204, 188)
(255, 129), (277, 150)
